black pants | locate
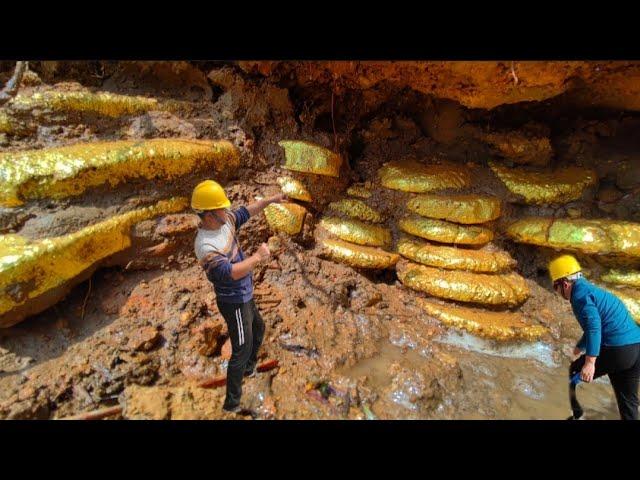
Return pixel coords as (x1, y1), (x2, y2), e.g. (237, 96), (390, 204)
(217, 299), (265, 410)
(569, 343), (640, 420)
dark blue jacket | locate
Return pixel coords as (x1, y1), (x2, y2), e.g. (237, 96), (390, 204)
(571, 277), (640, 356)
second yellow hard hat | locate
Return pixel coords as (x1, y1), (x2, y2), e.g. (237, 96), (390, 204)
(548, 254), (582, 282)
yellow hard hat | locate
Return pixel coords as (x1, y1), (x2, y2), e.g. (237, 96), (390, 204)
(191, 180), (231, 210)
(548, 254), (582, 282)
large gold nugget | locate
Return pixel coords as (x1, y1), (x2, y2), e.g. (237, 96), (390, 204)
(278, 140), (343, 177)
(0, 139), (239, 207)
(328, 199), (384, 223)
(406, 193), (501, 224)
(418, 299), (548, 341)
(10, 90), (161, 117)
(378, 160), (471, 193)
(318, 217), (392, 248)
(0, 197), (188, 327)
(397, 263), (530, 306)
(399, 215), (493, 246)
(397, 236), (515, 273)
(489, 161), (597, 205)
(276, 177), (312, 202)
(264, 203), (307, 235)
(600, 270), (640, 288)
(506, 217), (640, 257)
(321, 239), (399, 269)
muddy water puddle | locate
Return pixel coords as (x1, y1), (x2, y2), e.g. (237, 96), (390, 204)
(346, 331), (620, 420)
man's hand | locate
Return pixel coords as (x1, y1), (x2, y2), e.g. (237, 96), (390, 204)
(267, 193), (288, 204)
(581, 356), (596, 383)
(255, 243), (271, 262)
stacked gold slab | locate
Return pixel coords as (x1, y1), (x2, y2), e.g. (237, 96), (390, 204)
(319, 217), (392, 248)
(320, 238), (399, 269)
(406, 193), (501, 224)
(379, 159), (471, 193)
(489, 161), (598, 205)
(506, 218), (640, 258)
(418, 299), (548, 341)
(397, 236), (515, 273)
(398, 263), (530, 307)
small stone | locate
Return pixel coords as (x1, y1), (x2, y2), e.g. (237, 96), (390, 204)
(191, 322), (223, 357)
(125, 327), (161, 352)
(156, 214), (199, 237)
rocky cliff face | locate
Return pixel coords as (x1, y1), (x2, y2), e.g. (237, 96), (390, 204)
(0, 60), (637, 420)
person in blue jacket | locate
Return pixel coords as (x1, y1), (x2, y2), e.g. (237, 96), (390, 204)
(549, 254), (640, 420)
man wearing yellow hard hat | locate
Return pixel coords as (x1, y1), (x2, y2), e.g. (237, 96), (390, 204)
(192, 179), (286, 413)
(549, 254), (640, 420)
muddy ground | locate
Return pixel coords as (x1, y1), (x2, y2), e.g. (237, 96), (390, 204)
(0, 61), (638, 419)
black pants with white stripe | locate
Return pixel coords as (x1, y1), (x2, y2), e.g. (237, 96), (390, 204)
(217, 299), (265, 410)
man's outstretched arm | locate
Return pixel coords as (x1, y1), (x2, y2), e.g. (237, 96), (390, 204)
(246, 194), (288, 217)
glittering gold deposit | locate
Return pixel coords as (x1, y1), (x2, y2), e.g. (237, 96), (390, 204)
(276, 177), (312, 202)
(264, 203), (307, 235)
(378, 160), (471, 193)
(328, 199), (384, 223)
(506, 217), (640, 257)
(0, 197), (188, 326)
(406, 193), (501, 224)
(0, 139), (239, 207)
(600, 269), (640, 288)
(398, 263), (530, 306)
(397, 236), (515, 272)
(321, 238), (399, 269)
(399, 215), (493, 245)
(489, 161), (597, 205)
(319, 217), (392, 248)
(418, 299), (548, 341)
(278, 140), (342, 177)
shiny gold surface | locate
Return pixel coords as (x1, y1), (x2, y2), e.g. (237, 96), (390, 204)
(489, 161), (598, 205)
(378, 159), (471, 193)
(406, 193), (501, 224)
(399, 215), (493, 245)
(398, 263), (530, 306)
(318, 216), (392, 248)
(328, 199), (384, 223)
(346, 184), (373, 199)
(276, 177), (312, 202)
(600, 269), (640, 288)
(0, 139), (239, 207)
(418, 299), (548, 341)
(264, 203), (307, 235)
(10, 90), (161, 117)
(397, 236), (516, 273)
(278, 140), (342, 177)
(0, 197), (188, 326)
(321, 238), (399, 269)
(506, 217), (640, 257)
